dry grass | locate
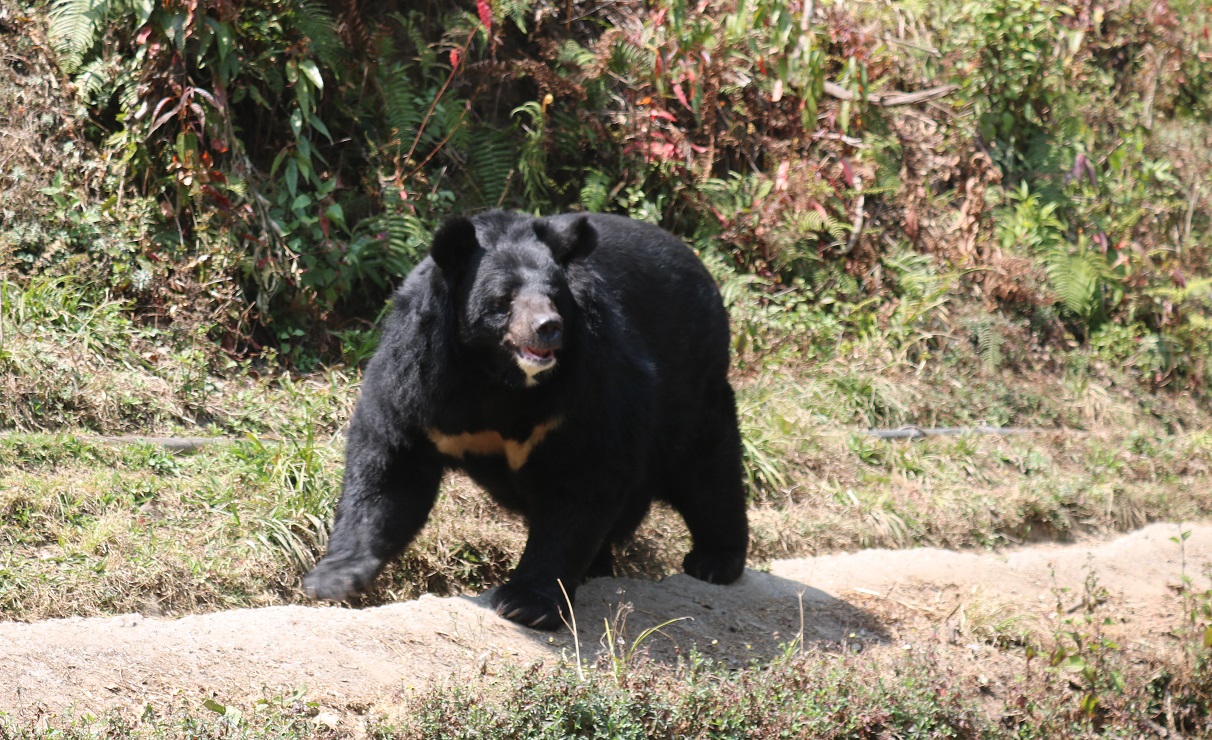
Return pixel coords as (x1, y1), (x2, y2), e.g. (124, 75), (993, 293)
(0, 17), (91, 256)
(3, 414), (1211, 622)
(0, 276), (358, 436)
(3, 264), (1212, 621)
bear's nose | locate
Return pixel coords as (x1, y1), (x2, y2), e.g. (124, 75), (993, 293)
(534, 315), (563, 346)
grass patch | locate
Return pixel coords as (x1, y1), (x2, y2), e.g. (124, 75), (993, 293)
(0, 276), (358, 437)
(0, 690), (337, 739)
(4, 632), (1212, 738)
(381, 578), (1212, 739)
(2, 414), (1211, 621)
(3, 246), (1211, 622)
(0, 433), (524, 620)
(391, 653), (990, 739)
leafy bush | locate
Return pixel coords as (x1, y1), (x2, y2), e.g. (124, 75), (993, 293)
(6, 0), (1210, 390)
(947, 0), (1070, 155)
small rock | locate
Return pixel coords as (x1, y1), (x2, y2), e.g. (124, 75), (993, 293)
(314, 712), (340, 729)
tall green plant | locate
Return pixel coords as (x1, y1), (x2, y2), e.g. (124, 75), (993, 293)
(949, 0), (1070, 152)
(1043, 237), (1124, 337)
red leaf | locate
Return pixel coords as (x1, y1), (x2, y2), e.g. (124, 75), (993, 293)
(650, 108), (676, 121)
(450, 48), (461, 69)
(135, 25), (153, 45)
(673, 82), (692, 111)
(775, 161), (790, 191)
(477, 0), (493, 31)
(201, 185), (232, 210)
(840, 158), (854, 188)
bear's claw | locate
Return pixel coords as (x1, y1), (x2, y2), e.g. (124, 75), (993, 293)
(683, 548), (746, 585)
(491, 581), (567, 631)
(302, 557), (381, 601)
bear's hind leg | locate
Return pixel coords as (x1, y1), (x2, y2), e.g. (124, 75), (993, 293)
(582, 492), (651, 580)
(665, 382), (748, 585)
(585, 543), (614, 579)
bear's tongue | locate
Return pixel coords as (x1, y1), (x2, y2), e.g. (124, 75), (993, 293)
(522, 346), (554, 361)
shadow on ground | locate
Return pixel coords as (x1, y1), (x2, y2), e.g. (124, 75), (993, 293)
(502, 568), (886, 669)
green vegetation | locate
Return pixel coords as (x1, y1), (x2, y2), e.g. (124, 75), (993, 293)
(3, 0), (1212, 735)
(0, 0), (1207, 379)
(5, 623), (1212, 737)
(387, 649), (1212, 737)
(3, 419), (1212, 622)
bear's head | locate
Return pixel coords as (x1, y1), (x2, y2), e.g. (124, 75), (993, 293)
(430, 213), (597, 388)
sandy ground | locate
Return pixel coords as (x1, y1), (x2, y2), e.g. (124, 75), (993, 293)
(1, 522), (1208, 723)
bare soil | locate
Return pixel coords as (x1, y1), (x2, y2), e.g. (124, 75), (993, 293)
(2, 523), (1207, 726)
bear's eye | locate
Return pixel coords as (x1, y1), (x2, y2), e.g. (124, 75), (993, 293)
(490, 295), (512, 315)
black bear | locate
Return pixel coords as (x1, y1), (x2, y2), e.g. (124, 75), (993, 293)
(304, 210), (749, 629)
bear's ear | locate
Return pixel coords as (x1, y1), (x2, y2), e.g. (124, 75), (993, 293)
(533, 216), (597, 265)
(430, 217), (479, 276)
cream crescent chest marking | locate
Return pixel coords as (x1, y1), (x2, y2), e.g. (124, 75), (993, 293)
(427, 418), (563, 471)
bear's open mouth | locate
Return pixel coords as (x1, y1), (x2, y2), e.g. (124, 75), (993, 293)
(515, 345), (556, 365)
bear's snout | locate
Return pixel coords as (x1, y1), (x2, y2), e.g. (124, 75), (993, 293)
(533, 315), (563, 346)
(508, 293), (564, 351)
(506, 293), (564, 384)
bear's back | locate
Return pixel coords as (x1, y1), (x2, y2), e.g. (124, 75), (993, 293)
(559, 212), (731, 376)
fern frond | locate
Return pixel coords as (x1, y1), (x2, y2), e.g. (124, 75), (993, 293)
(793, 210), (827, 234)
(379, 66), (422, 150)
(392, 11), (438, 70)
(782, 209), (849, 241)
(428, 98), (469, 151)
(579, 170), (612, 212)
(469, 129), (514, 207)
(610, 38), (653, 77)
(497, 0), (537, 32)
(380, 210), (430, 271)
(73, 57), (111, 104)
(559, 39), (598, 69)
(967, 318), (1005, 372)
(291, 0), (342, 73)
(1147, 277), (1212, 304)
(1045, 248), (1103, 320)
(48, 0), (109, 74)
(115, 68), (140, 112)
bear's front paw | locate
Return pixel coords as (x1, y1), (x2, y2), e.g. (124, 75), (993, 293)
(683, 548), (746, 585)
(302, 557), (381, 601)
(491, 581), (569, 631)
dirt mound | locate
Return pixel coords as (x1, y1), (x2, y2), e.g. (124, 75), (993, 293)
(2, 523), (1207, 720)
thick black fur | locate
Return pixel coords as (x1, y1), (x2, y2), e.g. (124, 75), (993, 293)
(303, 211), (749, 630)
